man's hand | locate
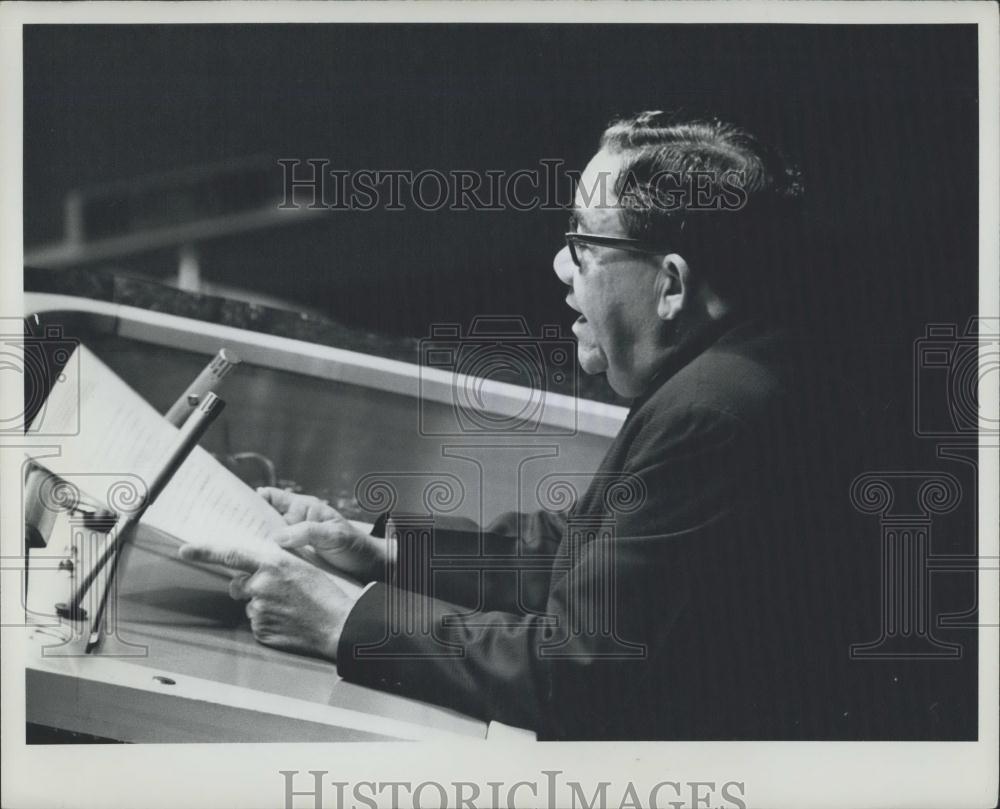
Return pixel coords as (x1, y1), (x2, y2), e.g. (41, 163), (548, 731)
(178, 541), (359, 661)
(257, 488), (396, 582)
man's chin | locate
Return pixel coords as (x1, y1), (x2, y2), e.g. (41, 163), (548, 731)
(576, 346), (608, 376)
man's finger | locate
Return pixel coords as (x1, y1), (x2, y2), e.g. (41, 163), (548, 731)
(283, 500), (310, 525)
(271, 521), (340, 550)
(305, 499), (337, 522)
(257, 486), (293, 514)
(179, 542), (263, 573)
(229, 573), (251, 600)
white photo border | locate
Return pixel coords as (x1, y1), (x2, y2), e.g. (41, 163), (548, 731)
(1, 3), (997, 808)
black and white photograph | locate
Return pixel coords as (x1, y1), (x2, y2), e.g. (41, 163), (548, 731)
(1, 3), (997, 808)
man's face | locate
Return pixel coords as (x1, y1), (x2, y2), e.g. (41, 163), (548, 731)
(553, 149), (664, 396)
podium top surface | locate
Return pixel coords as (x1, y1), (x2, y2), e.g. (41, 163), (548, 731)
(29, 517), (487, 740)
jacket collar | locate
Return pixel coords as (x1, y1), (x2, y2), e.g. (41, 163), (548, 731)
(626, 311), (752, 415)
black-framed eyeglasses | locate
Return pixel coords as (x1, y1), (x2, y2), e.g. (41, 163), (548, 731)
(564, 216), (671, 267)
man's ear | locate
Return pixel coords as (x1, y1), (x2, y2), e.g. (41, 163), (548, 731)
(655, 253), (690, 321)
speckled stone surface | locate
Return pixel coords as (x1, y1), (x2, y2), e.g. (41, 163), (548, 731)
(25, 266), (624, 404)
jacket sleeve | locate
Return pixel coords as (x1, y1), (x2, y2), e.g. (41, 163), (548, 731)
(337, 405), (754, 738)
(383, 508), (568, 614)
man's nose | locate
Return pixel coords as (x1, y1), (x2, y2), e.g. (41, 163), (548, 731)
(553, 244), (575, 286)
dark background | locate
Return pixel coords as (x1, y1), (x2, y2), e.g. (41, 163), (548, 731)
(24, 25), (978, 331)
(24, 23), (981, 441)
(24, 24), (982, 738)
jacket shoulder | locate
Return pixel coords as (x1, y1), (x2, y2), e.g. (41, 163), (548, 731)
(636, 323), (794, 430)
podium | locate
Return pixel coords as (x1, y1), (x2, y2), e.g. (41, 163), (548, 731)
(26, 509), (487, 742)
(18, 290), (616, 741)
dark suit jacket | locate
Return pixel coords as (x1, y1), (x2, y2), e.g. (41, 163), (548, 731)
(337, 316), (870, 739)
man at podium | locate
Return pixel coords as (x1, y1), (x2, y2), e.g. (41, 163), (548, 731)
(181, 112), (864, 740)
